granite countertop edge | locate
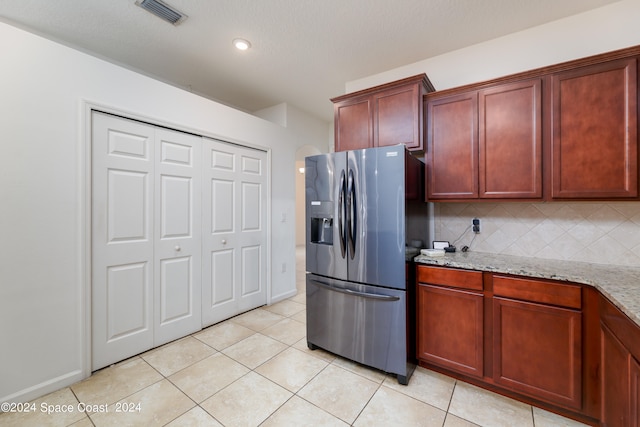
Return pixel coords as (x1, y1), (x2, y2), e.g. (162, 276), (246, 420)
(413, 251), (640, 327)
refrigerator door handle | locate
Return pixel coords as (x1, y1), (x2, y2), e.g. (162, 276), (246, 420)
(347, 169), (356, 260)
(338, 170), (347, 258)
(310, 278), (400, 301)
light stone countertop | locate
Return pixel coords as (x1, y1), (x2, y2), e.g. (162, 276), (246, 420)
(413, 251), (640, 327)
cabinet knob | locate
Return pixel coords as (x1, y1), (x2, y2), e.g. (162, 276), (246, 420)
(175, 245), (181, 251)
(221, 239), (227, 245)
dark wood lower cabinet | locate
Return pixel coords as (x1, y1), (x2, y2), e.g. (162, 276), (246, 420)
(600, 298), (640, 427)
(416, 264), (640, 425)
(601, 324), (632, 426)
(416, 265), (601, 425)
(417, 284), (483, 378)
(493, 297), (582, 410)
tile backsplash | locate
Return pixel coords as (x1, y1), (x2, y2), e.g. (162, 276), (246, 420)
(435, 202), (640, 267)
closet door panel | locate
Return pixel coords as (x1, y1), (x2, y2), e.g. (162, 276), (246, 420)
(202, 140), (268, 325)
(154, 129), (201, 345)
(92, 112), (154, 370)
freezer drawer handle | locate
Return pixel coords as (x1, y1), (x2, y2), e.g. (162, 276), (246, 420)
(311, 279), (400, 301)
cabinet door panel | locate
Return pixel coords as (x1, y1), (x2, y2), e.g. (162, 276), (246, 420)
(551, 58), (638, 198)
(334, 98), (372, 152)
(632, 356), (640, 427)
(479, 79), (542, 198)
(601, 323), (631, 426)
(417, 284), (483, 377)
(375, 84), (421, 150)
(493, 297), (582, 409)
(426, 93), (478, 199)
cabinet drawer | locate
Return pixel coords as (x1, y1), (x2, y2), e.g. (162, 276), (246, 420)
(417, 265), (483, 291)
(493, 275), (581, 309)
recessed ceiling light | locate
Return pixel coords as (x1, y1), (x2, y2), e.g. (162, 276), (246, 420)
(233, 38), (251, 51)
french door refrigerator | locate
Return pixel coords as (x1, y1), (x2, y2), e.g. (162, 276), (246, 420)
(305, 145), (426, 384)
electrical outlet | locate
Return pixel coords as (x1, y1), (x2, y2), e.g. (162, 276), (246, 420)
(472, 218), (480, 234)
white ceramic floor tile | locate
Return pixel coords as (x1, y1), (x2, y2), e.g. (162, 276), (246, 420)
(331, 356), (387, 384)
(193, 321), (254, 350)
(261, 317), (306, 345)
(291, 309), (306, 323)
(169, 352), (250, 402)
(230, 308), (286, 331)
(532, 406), (591, 426)
(164, 406), (223, 427)
(292, 337), (337, 363)
(89, 379), (194, 427)
(221, 333), (288, 369)
(255, 347), (329, 392)
(71, 356), (163, 406)
(382, 366), (456, 411)
(141, 336), (216, 377)
(261, 395), (349, 427)
(289, 292), (306, 305)
(200, 371), (292, 427)
(263, 299), (306, 317)
(297, 364), (379, 424)
(444, 413), (481, 427)
(354, 386), (446, 427)
(69, 417), (96, 427)
(448, 382), (534, 427)
(0, 387), (87, 427)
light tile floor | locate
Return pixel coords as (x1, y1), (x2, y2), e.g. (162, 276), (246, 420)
(1, 248), (591, 427)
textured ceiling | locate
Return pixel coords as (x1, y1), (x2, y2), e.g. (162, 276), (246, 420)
(0, 0), (621, 122)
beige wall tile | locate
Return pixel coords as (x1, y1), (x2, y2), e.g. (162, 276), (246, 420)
(436, 202), (640, 266)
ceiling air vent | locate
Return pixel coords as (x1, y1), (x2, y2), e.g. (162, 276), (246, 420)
(135, 0), (187, 25)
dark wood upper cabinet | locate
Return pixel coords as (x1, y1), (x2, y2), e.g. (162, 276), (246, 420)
(332, 74), (434, 152)
(423, 46), (640, 202)
(426, 92), (478, 199)
(374, 83), (422, 149)
(550, 57), (638, 199)
(425, 78), (542, 200)
(479, 79), (542, 198)
(334, 97), (371, 152)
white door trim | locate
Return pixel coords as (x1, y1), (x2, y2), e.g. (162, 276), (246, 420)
(81, 100), (272, 377)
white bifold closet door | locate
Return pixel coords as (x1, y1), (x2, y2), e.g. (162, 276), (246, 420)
(201, 138), (268, 326)
(92, 112), (201, 370)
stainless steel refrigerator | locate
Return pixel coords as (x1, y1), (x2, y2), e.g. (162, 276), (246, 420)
(305, 145), (427, 384)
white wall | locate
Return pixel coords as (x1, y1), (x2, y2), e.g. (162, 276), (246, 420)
(0, 21), (301, 403)
(255, 102), (332, 246)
